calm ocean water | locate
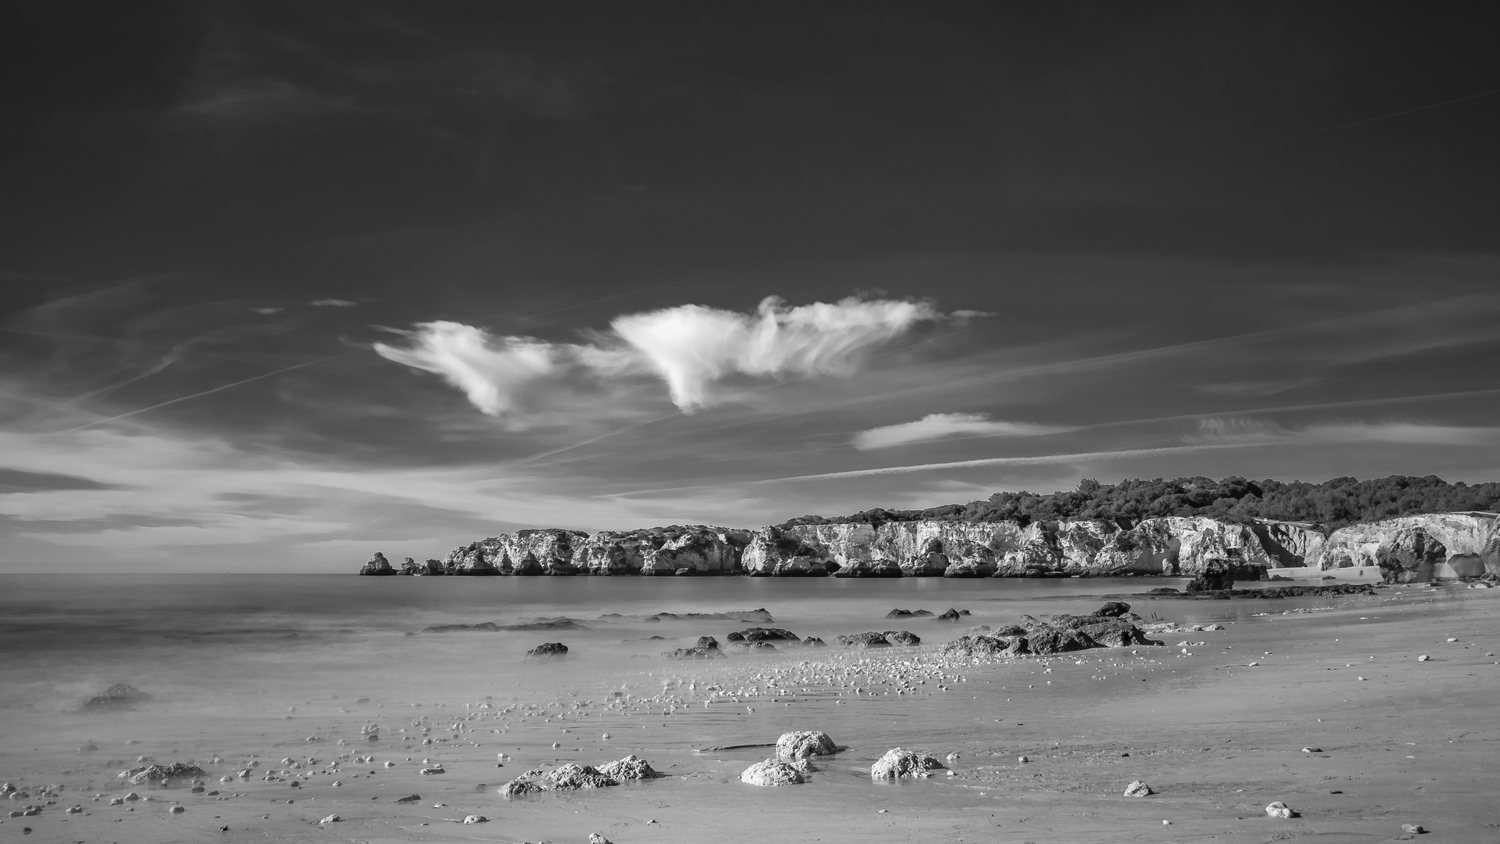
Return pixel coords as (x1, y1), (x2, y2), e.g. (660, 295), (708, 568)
(0, 572), (1247, 713)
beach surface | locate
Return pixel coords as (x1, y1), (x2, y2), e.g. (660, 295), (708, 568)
(3, 571), (1498, 843)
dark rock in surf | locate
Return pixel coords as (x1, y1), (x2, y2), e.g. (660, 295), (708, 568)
(802, 637), (827, 648)
(836, 632), (892, 649)
(883, 630), (921, 646)
(524, 642), (569, 660)
(885, 608), (933, 618)
(663, 636), (725, 659)
(1093, 601), (1131, 618)
(726, 627), (799, 643)
(935, 608), (970, 621)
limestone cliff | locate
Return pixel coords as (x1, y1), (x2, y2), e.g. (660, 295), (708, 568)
(1316, 513), (1499, 581)
(363, 512), (1499, 581)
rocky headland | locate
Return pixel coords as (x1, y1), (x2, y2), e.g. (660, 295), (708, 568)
(359, 512), (1500, 581)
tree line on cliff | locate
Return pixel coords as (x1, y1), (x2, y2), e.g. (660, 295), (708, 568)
(778, 475), (1500, 530)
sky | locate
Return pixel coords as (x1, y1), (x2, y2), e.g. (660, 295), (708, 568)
(2, 1), (1498, 572)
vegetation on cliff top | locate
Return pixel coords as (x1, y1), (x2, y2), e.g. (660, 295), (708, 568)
(778, 475), (1500, 531)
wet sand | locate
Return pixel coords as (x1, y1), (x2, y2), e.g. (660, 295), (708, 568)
(4, 574), (1499, 843)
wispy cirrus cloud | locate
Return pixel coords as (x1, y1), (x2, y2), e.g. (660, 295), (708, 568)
(852, 413), (1067, 450)
(374, 296), (958, 425)
(1195, 377), (1322, 397)
(309, 298), (358, 308)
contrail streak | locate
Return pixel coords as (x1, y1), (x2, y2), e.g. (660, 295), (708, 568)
(606, 442), (1276, 498)
(62, 352), (356, 433)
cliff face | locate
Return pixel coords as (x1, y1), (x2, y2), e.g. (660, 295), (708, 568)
(1316, 513), (1499, 581)
(365, 513), (1500, 581)
(750, 516), (1333, 578)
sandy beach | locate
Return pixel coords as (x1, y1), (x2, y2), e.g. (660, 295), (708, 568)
(3, 572), (1498, 844)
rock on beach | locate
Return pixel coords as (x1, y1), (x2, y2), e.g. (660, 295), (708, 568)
(775, 730), (838, 761)
(741, 759), (806, 786)
(871, 748), (944, 779)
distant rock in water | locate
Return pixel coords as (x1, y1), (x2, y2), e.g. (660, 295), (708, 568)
(421, 618), (586, 633)
(653, 609), (774, 622)
(422, 622), (500, 633)
(359, 552), (397, 576)
(885, 608), (934, 618)
(400, 557), (445, 576)
(524, 642), (569, 660)
(935, 608), (970, 621)
(504, 618), (586, 631)
(79, 684), (154, 713)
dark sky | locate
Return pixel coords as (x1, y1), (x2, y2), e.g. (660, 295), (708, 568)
(2, 1), (1497, 571)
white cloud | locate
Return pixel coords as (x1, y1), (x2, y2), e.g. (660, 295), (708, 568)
(252, 306), (283, 315)
(310, 298), (358, 307)
(853, 413), (1066, 450)
(374, 296), (950, 421)
(613, 296), (940, 409)
(373, 322), (566, 419)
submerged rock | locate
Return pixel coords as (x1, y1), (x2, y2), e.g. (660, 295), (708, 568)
(740, 759), (805, 786)
(870, 748), (944, 779)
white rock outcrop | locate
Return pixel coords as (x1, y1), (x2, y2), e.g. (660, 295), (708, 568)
(740, 759), (805, 786)
(775, 731), (837, 762)
(870, 747), (944, 779)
